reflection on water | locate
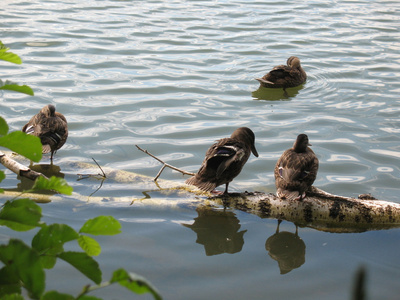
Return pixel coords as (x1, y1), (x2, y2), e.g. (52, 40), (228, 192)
(265, 220), (305, 275)
(252, 84), (304, 101)
(183, 206), (246, 256)
(17, 163), (64, 192)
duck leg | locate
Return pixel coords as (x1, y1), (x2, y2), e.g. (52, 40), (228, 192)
(223, 182), (230, 194)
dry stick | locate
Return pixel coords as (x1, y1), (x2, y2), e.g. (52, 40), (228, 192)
(135, 145), (195, 181)
(77, 157), (107, 179)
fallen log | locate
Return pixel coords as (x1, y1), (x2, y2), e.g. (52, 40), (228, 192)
(0, 151), (46, 181)
(1, 156), (400, 233)
(209, 187), (400, 232)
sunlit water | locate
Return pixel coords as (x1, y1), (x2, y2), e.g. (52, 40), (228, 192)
(1, 0), (400, 299)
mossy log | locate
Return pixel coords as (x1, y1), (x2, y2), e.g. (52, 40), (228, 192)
(210, 188), (400, 232)
(1, 157), (400, 233)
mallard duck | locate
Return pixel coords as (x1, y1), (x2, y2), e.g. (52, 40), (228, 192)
(274, 134), (318, 200)
(22, 104), (68, 162)
(185, 127), (259, 194)
(256, 56), (306, 90)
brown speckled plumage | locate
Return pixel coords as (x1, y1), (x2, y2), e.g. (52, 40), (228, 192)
(256, 56), (306, 90)
(274, 134), (318, 200)
(185, 127), (259, 194)
(22, 104), (68, 162)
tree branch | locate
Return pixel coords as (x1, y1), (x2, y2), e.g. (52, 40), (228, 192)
(135, 145), (195, 181)
(0, 150), (46, 181)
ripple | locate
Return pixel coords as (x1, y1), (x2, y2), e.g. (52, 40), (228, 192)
(326, 176), (366, 183)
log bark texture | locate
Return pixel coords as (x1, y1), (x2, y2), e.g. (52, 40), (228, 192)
(0, 151), (45, 181)
(210, 187), (400, 232)
(1, 160), (399, 233)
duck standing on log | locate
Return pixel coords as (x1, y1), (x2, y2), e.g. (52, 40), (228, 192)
(256, 56), (306, 91)
(274, 134), (318, 201)
(185, 127), (259, 194)
(22, 104), (68, 163)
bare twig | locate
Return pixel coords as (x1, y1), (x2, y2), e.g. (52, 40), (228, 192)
(91, 157), (106, 178)
(135, 145), (195, 181)
(77, 157), (107, 180)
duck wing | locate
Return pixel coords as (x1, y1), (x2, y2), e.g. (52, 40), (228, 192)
(256, 65), (292, 87)
(275, 148), (319, 197)
(186, 138), (246, 192)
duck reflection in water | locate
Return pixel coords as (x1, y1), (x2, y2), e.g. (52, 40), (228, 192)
(265, 220), (305, 274)
(183, 207), (247, 256)
(252, 84), (303, 101)
(17, 163), (65, 192)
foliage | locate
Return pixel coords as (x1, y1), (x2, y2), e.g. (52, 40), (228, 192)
(0, 118), (162, 299)
(0, 41), (34, 96)
(0, 43), (162, 299)
(0, 118), (42, 162)
(0, 201), (161, 300)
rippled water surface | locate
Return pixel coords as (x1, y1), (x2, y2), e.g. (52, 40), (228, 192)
(1, 0), (400, 299)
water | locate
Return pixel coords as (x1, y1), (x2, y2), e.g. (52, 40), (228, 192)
(1, 0), (400, 299)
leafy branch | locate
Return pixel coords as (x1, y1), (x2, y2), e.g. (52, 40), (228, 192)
(0, 41), (34, 96)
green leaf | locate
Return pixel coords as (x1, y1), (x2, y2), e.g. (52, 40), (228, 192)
(110, 268), (162, 300)
(77, 296), (102, 300)
(31, 176), (73, 195)
(0, 81), (34, 96)
(78, 235), (101, 256)
(38, 253), (57, 269)
(31, 223), (79, 268)
(0, 199), (42, 231)
(0, 116), (9, 136)
(0, 170), (5, 193)
(0, 239), (45, 299)
(0, 266), (22, 297)
(0, 42), (22, 64)
(1, 294), (25, 300)
(0, 131), (42, 162)
(79, 216), (121, 236)
(32, 224), (79, 256)
(58, 251), (102, 284)
(42, 291), (75, 300)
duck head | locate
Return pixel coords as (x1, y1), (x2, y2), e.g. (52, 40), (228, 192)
(231, 127), (259, 157)
(41, 104), (56, 117)
(287, 56), (301, 69)
(293, 134), (311, 153)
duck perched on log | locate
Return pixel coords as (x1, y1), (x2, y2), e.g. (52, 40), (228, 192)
(274, 134), (318, 201)
(256, 56), (306, 90)
(185, 127), (259, 194)
(22, 104), (68, 162)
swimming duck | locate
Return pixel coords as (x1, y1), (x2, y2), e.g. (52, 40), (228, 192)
(256, 56), (306, 90)
(185, 127), (259, 194)
(274, 134), (318, 200)
(22, 104), (68, 162)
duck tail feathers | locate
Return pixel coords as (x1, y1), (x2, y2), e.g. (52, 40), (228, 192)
(277, 189), (302, 201)
(255, 78), (274, 85)
(42, 144), (51, 154)
(185, 176), (216, 192)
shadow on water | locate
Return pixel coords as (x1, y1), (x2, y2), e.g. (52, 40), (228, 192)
(252, 84), (304, 101)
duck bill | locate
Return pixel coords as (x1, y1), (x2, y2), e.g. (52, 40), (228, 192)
(251, 145), (259, 157)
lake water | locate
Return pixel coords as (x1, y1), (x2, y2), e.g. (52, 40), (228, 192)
(1, 0), (400, 299)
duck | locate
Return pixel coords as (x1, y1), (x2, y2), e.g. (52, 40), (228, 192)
(274, 134), (318, 201)
(256, 56), (306, 90)
(185, 127), (259, 194)
(22, 104), (68, 162)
